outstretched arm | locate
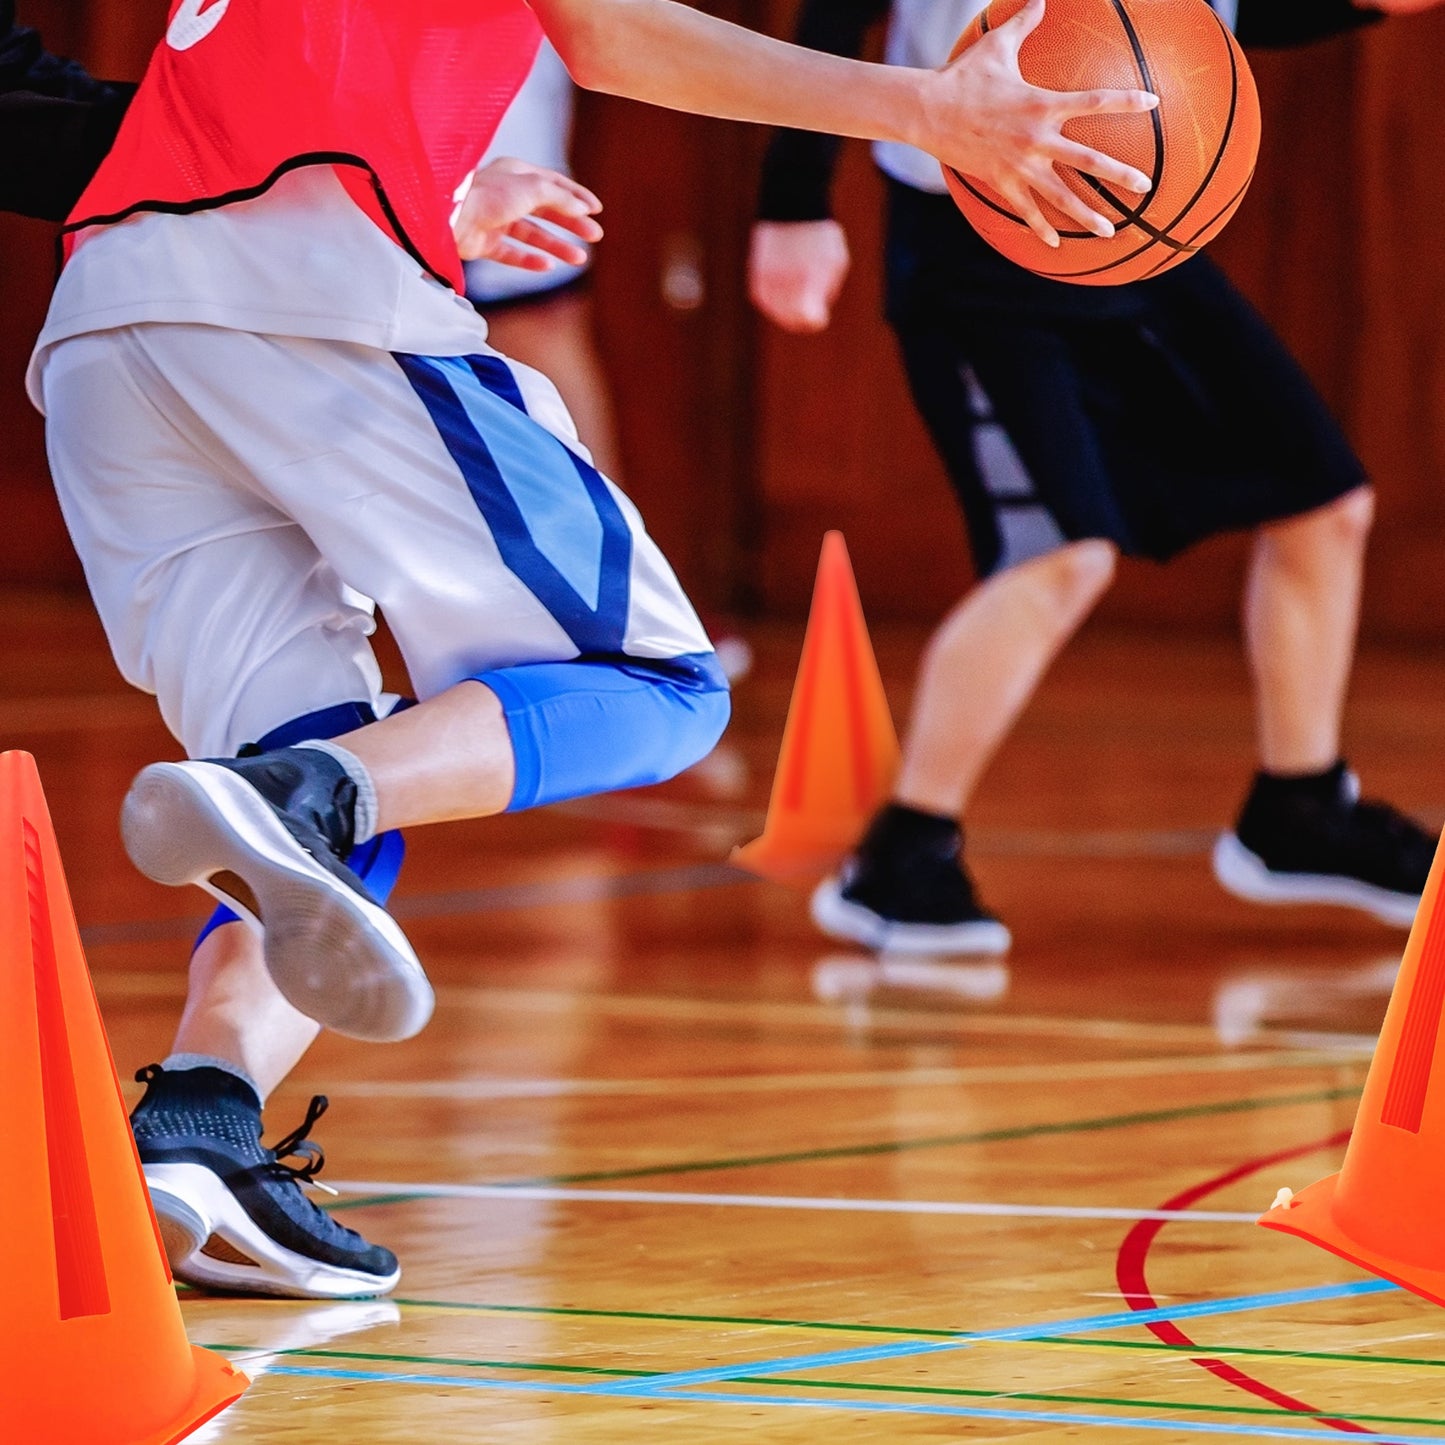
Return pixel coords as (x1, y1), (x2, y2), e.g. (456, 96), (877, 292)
(529, 0), (1157, 245)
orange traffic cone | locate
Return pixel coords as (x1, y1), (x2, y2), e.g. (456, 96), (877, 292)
(0, 751), (247, 1442)
(733, 531), (899, 886)
(1259, 827), (1445, 1306)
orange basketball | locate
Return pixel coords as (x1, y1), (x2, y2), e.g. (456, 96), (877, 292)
(945, 0), (1260, 284)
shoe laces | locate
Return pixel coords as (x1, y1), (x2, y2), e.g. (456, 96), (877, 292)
(268, 1094), (338, 1195)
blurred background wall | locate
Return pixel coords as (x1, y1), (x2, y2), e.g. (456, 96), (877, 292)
(5, 1), (1445, 638)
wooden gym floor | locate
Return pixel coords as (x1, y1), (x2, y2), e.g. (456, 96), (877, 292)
(10, 588), (1445, 1443)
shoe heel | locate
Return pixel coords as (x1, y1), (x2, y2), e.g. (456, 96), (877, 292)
(121, 764), (211, 888)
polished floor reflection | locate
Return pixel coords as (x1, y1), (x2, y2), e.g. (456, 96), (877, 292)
(9, 590), (1445, 1442)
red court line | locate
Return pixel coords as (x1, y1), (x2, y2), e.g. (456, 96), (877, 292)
(1114, 1130), (1405, 1441)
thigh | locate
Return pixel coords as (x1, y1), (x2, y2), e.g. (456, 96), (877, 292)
(41, 328), (384, 757)
(170, 332), (713, 699)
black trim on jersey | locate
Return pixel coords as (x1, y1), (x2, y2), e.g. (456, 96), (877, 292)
(61, 150), (457, 290)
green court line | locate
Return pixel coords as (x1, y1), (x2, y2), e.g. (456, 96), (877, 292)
(195, 1343), (1445, 1428)
(385, 1299), (1443, 1372)
(328, 1085), (1360, 1203)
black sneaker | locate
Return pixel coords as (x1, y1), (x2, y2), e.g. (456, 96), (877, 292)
(120, 746), (431, 1041)
(131, 1064), (400, 1300)
(1213, 763), (1437, 927)
(811, 806), (1011, 955)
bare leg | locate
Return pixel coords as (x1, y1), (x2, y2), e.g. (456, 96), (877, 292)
(894, 539), (1117, 819)
(484, 289), (624, 479)
(171, 922), (319, 1100)
(338, 678), (517, 830)
(1243, 486), (1374, 774)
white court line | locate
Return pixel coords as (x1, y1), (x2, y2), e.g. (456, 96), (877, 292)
(326, 1180), (1259, 1223)
(312, 1048), (1366, 1101)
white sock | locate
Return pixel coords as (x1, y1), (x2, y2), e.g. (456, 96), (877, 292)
(294, 738), (379, 844)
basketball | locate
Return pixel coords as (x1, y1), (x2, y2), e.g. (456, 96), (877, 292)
(944, 0), (1261, 284)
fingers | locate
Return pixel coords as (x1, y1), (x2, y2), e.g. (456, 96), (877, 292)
(1049, 137), (1151, 197)
(990, 0), (1047, 55)
(504, 218), (591, 267)
(998, 179), (1060, 249)
(530, 205), (605, 244)
(479, 240), (556, 272)
(1055, 86), (1160, 119)
(1032, 168), (1115, 239)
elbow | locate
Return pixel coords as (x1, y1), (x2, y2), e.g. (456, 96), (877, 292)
(540, 0), (627, 93)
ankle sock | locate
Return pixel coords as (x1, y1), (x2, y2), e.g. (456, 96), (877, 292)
(857, 803), (961, 872)
(1250, 760), (1349, 808)
(295, 738), (379, 844)
(159, 1053), (263, 1107)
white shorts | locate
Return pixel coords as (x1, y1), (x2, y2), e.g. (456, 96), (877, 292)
(41, 324), (712, 759)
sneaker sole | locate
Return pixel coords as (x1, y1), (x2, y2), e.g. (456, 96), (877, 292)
(810, 878), (1012, 956)
(1212, 833), (1422, 928)
(122, 761), (434, 1041)
(145, 1161), (401, 1300)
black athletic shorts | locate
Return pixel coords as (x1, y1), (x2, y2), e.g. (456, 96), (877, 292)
(883, 180), (1367, 579)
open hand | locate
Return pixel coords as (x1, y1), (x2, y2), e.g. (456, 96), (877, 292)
(452, 157), (604, 267)
(748, 220), (851, 333)
(919, 0), (1158, 247)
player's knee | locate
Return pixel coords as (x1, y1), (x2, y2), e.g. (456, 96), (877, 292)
(635, 654), (732, 782)
(1268, 484), (1374, 564)
(1319, 485), (1376, 550)
(1031, 538), (1117, 616)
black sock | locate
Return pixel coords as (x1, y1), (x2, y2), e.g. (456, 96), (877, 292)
(1249, 760), (1349, 808)
(856, 802), (961, 873)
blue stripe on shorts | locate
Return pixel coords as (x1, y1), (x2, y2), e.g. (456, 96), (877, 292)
(395, 352), (634, 654)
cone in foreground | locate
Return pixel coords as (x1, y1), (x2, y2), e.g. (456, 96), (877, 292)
(733, 531), (899, 886)
(0, 750), (248, 1442)
(1259, 826), (1445, 1306)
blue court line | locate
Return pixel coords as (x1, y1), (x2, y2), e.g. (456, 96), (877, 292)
(604, 1279), (1398, 1394)
(259, 1365), (1445, 1442)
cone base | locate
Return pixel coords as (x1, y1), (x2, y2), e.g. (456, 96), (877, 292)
(138, 1347), (249, 1445)
(1258, 1172), (1445, 1310)
(731, 830), (860, 888)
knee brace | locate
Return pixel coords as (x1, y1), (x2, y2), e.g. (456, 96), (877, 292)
(475, 651), (731, 811)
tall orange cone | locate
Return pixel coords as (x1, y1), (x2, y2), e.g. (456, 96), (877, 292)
(0, 751), (248, 1442)
(1260, 827), (1445, 1306)
(733, 531), (899, 886)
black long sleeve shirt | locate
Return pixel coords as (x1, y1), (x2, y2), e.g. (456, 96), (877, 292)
(0, 0), (135, 221)
(757, 0), (1383, 222)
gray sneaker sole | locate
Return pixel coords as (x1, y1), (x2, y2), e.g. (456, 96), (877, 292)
(1212, 832), (1422, 928)
(122, 760), (433, 1041)
(811, 877), (1012, 956)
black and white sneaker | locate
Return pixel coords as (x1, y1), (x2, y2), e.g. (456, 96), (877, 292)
(121, 745), (431, 1041)
(1213, 762), (1436, 927)
(131, 1064), (401, 1300)
(811, 804), (1012, 955)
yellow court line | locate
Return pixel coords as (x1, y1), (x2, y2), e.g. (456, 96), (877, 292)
(312, 1049), (1366, 1100)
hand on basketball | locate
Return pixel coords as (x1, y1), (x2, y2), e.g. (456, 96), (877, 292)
(748, 221), (851, 334)
(451, 157), (604, 267)
(921, 0), (1158, 248)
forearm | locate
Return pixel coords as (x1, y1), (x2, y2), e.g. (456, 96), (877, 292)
(533, 0), (931, 149)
